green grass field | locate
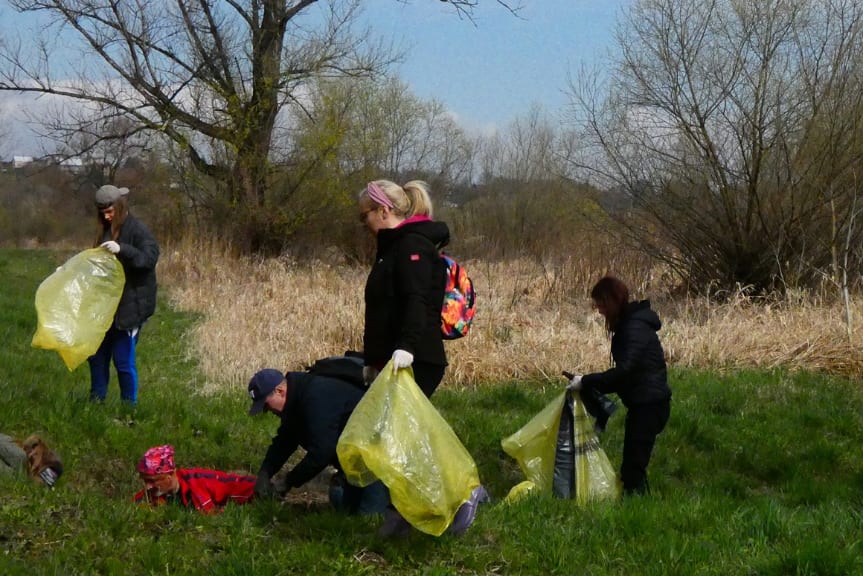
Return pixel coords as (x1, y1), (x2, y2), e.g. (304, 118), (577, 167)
(1, 248), (862, 575)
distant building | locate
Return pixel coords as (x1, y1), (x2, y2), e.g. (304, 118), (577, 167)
(60, 157), (85, 173)
(13, 156), (34, 169)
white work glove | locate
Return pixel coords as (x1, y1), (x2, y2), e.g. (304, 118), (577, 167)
(391, 349), (414, 372)
(100, 240), (120, 254)
(363, 365), (379, 386)
(566, 374), (583, 391)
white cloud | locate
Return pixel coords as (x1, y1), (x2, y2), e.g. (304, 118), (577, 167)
(0, 91), (67, 158)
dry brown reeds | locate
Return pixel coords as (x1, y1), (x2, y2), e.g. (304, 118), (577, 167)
(159, 241), (863, 394)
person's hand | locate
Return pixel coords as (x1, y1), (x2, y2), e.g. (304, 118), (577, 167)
(100, 240), (120, 254)
(391, 349), (414, 372)
(363, 365), (379, 386)
(254, 472), (274, 499)
(566, 374), (583, 391)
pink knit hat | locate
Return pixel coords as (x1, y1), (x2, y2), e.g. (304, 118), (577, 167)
(138, 445), (176, 475)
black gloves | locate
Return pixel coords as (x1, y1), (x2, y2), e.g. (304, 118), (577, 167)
(254, 471), (274, 499)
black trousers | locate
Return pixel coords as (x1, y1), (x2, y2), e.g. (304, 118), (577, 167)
(412, 361), (446, 398)
(621, 400), (671, 495)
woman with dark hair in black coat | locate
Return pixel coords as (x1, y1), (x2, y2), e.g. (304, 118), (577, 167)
(570, 275), (672, 496)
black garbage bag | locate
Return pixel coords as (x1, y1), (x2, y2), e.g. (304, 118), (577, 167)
(580, 385), (619, 433)
(502, 390), (619, 504)
(552, 390), (619, 501)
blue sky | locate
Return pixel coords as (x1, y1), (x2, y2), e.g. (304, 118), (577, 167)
(0, 0), (629, 156)
(361, 0), (630, 132)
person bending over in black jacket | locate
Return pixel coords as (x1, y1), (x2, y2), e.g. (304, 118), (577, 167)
(247, 368), (388, 515)
(568, 275), (672, 496)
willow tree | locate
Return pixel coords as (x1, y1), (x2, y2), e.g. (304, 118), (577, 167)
(566, 0), (863, 293)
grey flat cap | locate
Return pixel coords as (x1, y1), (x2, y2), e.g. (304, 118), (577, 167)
(94, 185), (130, 205)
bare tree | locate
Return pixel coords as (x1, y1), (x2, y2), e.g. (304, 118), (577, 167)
(432, 0), (522, 20)
(565, 0), (863, 294)
(339, 77), (475, 183)
(464, 105), (600, 262)
(0, 0), (519, 249)
(284, 75), (476, 207)
(55, 113), (151, 183)
(0, 0), (394, 211)
(0, 108), (10, 160)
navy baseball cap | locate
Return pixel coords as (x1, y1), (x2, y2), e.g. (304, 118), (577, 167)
(248, 369), (285, 415)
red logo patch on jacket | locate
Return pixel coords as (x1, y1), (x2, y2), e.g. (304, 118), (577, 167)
(410, 254), (420, 261)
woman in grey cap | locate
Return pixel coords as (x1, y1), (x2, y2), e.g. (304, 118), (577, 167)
(89, 184), (159, 406)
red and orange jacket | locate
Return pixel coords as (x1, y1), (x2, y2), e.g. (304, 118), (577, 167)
(134, 468), (256, 513)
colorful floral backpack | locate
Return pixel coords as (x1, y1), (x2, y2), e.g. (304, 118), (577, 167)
(440, 254), (476, 340)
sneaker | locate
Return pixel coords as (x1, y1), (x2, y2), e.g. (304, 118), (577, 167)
(378, 507), (412, 538)
(448, 485), (490, 536)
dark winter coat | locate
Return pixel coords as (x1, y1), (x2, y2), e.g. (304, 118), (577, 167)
(363, 218), (450, 368)
(0, 434), (25, 475)
(108, 215), (160, 330)
(258, 372), (365, 489)
(581, 300), (672, 407)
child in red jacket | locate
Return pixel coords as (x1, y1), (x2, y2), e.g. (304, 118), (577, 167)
(134, 445), (255, 513)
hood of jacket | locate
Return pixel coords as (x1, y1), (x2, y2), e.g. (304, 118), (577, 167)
(620, 300), (662, 332)
(377, 219), (451, 252)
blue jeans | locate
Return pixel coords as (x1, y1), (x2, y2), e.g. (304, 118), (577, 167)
(329, 471), (390, 515)
(88, 326), (140, 405)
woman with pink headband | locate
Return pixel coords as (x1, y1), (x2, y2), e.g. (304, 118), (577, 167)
(358, 179), (451, 398)
(358, 179), (472, 538)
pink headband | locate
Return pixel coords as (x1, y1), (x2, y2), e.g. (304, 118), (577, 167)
(367, 182), (394, 209)
(138, 445), (175, 475)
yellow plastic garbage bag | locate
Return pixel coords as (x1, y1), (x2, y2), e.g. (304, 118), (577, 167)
(568, 391), (618, 504)
(503, 480), (536, 504)
(501, 392), (566, 493)
(337, 361), (481, 536)
(31, 248), (125, 371)
(502, 390), (618, 504)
